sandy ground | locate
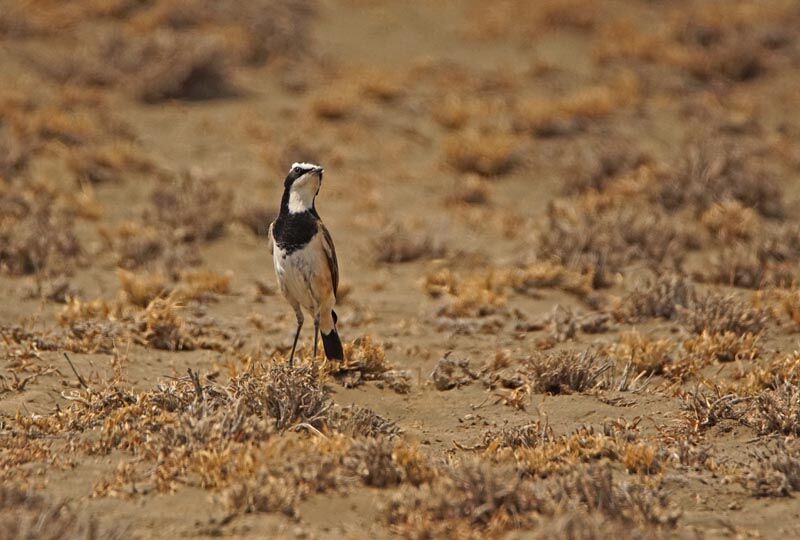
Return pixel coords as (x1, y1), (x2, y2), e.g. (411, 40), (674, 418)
(3, 0), (800, 538)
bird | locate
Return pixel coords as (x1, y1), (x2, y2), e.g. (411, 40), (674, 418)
(269, 162), (344, 367)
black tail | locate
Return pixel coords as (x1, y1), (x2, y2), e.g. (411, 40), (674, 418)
(322, 310), (344, 360)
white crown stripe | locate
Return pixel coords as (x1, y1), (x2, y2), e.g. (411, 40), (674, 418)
(291, 162), (322, 170)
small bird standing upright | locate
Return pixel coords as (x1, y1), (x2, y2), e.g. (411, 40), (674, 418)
(269, 162), (344, 366)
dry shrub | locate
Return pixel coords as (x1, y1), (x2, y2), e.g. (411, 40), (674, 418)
(386, 460), (542, 536)
(594, 2), (797, 84)
(705, 248), (762, 290)
(328, 405), (401, 438)
(727, 352), (800, 397)
(175, 269), (232, 302)
(149, 170), (234, 243)
(443, 132), (518, 176)
(24, 0), (314, 100)
(0, 137), (30, 183)
(463, 0), (600, 40)
(216, 436), (348, 515)
(262, 363), (330, 431)
(223, 434), (429, 518)
(424, 268), (461, 299)
(657, 141), (783, 218)
(118, 269), (167, 307)
(526, 350), (612, 394)
(128, 0), (314, 65)
(387, 461), (676, 538)
(683, 331), (760, 365)
(33, 30), (232, 102)
(23, 276), (78, 304)
(359, 69), (404, 102)
(609, 332), (674, 376)
(63, 320), (124, 355)
(64, 183), (103, 221)
(0, 188), (82, 276)
(18, 361), (347, 503)
(221, 471), (301, 518)
(438, 285), (506, 320)
(311, 90), (356, 120)
(373, 222), (445, 263)
(427, 270), (507, 319)
(99, 222), (164, 269)
(616, 273), (695, 322)
(392, 442), (439, 486)
(538, 199), (689, 288)
(482, 420), (554, 450)
(783, 290), (800, 327)
(432, 94), (471, 130)
(550, 466), (677, 526)
(135, 297), (196, 351)
(130, 32), (233, 103)
(680, 386), (750, 431)
(431, 355), (479, 391)
(440, 263), (581, 316)
(700, 201), (760, 242)
(750, 382), (800, 437)
(509, 262), (593, 298)
(759, 223), (800, 264)
(531, 507), (666, 540)
(541, 305), (578, 343)
(425, 263), (591, 312)
(0, 485), (109, 540)
(515, 86), (618, 136)
(534, 0), (599, 30)
(446, 174), (492, 206)
(564, 142), (650, 194)
(379, 369), (414, 394)
(622, 443), (661, 475)
(679, 293), (767, 336)
(59, 291), (233, 353)
(0, 5), (44, 38)
(331, 336), (404, 390)
(235, 204), (276, 237)
(344, 437), (405, 488)
(128, 297), (232, 352)
(67, 141), (155, 184)
(27, 107), (104, 147)
(705, 245), (796, 290)
(536, 305), (610, 346)
(746, 443), (800, 497)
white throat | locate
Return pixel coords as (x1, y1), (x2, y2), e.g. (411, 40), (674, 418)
(288, 186), (316, 213)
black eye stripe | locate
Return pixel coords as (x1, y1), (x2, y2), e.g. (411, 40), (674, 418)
(284, 165), (320, 188)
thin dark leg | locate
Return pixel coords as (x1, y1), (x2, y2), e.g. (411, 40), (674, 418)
(289, 318), (303, 368)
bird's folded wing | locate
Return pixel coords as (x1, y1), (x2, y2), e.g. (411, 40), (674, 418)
(319, 222), (339, 298)
(267, 221), (275, 254)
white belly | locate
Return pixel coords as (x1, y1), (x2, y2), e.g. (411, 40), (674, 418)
(273, 244), (317, 311)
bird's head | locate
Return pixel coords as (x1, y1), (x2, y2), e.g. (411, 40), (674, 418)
(284, 162), (324, 213)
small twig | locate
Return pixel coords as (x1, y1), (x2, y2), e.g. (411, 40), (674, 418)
(187, 368), (204, 402)
(631, 370), (655, 394)
(294, 422), (327, 438)
(64, 353), (89, 390)
(453, 439), (485, 451)
(470, 396), (489, 411)
(60, 391), (91, 406)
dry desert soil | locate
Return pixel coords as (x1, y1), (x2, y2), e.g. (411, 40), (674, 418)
(3, 0), (800, 538)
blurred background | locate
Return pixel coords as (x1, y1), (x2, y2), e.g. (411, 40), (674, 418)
(2, 0), (799, 291)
